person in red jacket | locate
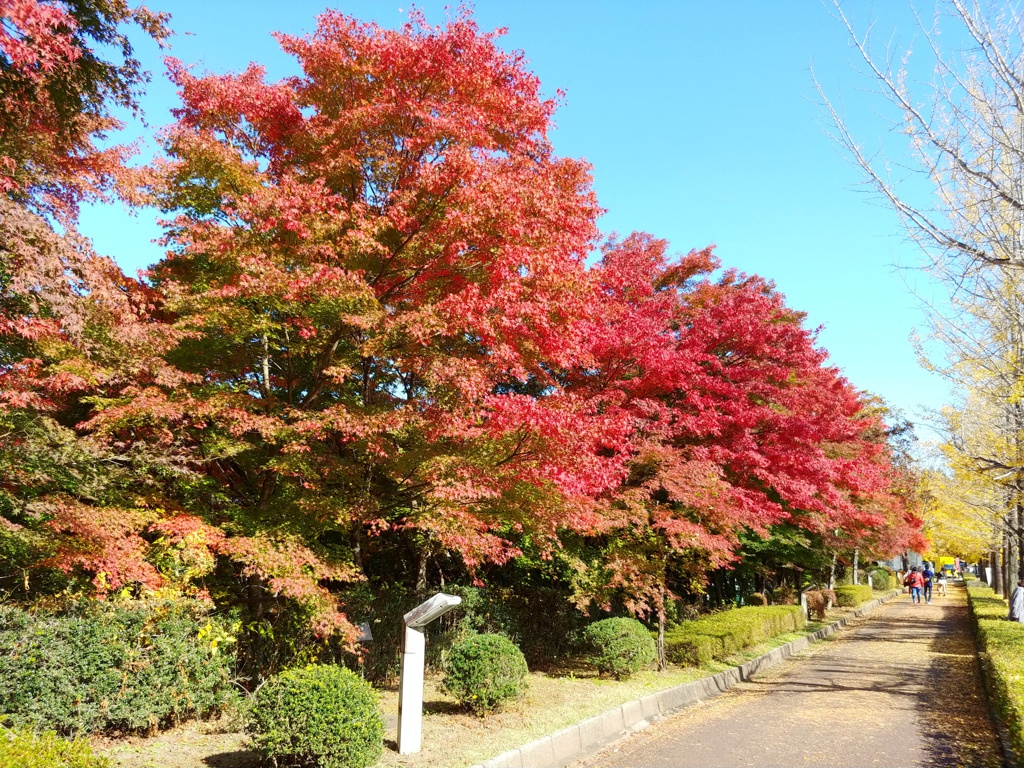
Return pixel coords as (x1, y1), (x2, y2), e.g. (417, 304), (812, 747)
(904, 567), (924, 604)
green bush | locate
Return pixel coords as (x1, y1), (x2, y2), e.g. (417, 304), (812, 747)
(966, 584), (1024, 764)
(0, 599), (236, 735)
(664, 605), (806, 667)
(0, 727), (111, 768)
(866, 567), (892, 592)
(746, 592), (768, 606)
(437, 586), (588, 669)
(249, 664), (383, 768)
(442, 634), (529, 713)
(834, 584), (874, 607)
(341, 583), (586, 684)
(582, 618), (657, 679)
(770, 584), (796, 605)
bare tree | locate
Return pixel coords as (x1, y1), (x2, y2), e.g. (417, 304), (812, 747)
(816, 0), (1024, 276)
(815, 0), (1024, 581)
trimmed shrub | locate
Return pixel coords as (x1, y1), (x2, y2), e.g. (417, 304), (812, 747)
(249, 664), (383, 768)
(0, 727), (111, 768)
(746, 592), (768, 606)
(582, 618), (657, 679)
(442, 634), (529, 713)
(439, 586), (588, 669)
(803, 589), (835, 620)
(966, 583), (1024, 765)
(834, 584), (874, 607)
(770, 584), (796, 605)
(866, 567), (891, 592)
(664, 605), (805, 667)
(0, 600), (236, 735)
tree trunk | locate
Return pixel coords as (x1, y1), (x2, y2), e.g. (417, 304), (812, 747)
(994, 545), (1005, 596)
(1004, 536), (1012, 596)
(352, 526), (365, 573)
(656, 583), (667, 672)
(853, 548), (859, 585)
(415, 550), (429, 592)
(1010, 505), (1021, 590)
(1018, 503), (1024, 583)
(262, 331), (271, 398)
(828, 551), (837, 590)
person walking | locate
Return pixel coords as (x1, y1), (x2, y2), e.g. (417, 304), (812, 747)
(936, 570), (948, 597)
(904, 567), (924, 604)
(1010, 579), (1024, 624)
(922, 563), (935, 604)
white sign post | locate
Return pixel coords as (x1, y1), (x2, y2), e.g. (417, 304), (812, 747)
(397, 592), (462, 754)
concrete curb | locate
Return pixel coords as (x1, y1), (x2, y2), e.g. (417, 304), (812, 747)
(468, 590), (901, 768)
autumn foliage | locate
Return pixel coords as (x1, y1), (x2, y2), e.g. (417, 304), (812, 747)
(0, 4), (922, 658)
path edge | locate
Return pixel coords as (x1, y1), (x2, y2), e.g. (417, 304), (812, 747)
(467, 590), (900, 768)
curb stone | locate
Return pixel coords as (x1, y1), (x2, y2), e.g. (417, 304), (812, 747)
(468, 590), (901, 768)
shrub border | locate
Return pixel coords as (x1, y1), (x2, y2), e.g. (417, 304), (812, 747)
(964, 581), (1023, 768)
(469, 590), (898, 768)
(663, 605), (806, 667)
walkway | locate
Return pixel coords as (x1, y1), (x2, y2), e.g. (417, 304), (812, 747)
(576, 586), (1003, 768)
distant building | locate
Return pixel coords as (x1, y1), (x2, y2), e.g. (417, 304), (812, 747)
(884, 552), (923, 571)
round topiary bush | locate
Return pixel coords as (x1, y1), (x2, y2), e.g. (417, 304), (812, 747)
(746, 592), (768, 606)
(582, 617), (657, 679)
(867, 567), (891, 592)
(248, 664), (383, 768)
(441, 634), (529, 714)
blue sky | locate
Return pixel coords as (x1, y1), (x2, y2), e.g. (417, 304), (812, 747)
(78, 1), (952, 428)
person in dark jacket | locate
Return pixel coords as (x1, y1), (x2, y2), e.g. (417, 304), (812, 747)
(921, 564), (935, 604)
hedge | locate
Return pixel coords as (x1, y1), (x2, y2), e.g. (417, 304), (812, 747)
(0, 599), (236, 735)
(663, 605), (806, 667)
(0, 727), (111, 768)
(966, 583), (1024, 764)
(834, 584), (874, 607)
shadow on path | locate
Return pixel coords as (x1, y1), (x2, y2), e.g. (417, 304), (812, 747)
(577, 587), (1002, 768)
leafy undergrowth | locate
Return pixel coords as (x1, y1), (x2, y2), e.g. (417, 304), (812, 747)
(96, 605), (869, 768)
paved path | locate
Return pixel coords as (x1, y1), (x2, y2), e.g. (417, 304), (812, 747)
(577, 586), (1003, 768)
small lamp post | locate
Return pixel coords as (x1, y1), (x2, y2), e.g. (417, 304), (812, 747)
(397, 592), (462, 754)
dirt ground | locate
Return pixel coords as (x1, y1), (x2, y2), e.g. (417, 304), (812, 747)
(94, 667), (708, 768)
(576, 585), (1002, 768)
(92, 718), (258, 768)
(92, 599), (939, 768)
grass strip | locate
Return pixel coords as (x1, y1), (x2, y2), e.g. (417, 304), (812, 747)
(965, 582), (1024, 766)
